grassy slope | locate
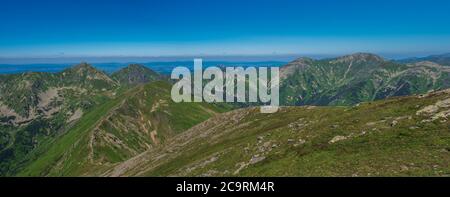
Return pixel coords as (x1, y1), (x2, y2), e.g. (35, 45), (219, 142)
(110, 90), (450, 177)
(280, 56), (450, 106)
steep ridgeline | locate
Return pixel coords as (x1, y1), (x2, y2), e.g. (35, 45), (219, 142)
(2, 54), (450, 177)
(102, 89), (450, 177)
(279, 53), (450, 106)
(112, 64), (165, 86)
(0, 63), (164, 175)
(18, 81), (230, 176)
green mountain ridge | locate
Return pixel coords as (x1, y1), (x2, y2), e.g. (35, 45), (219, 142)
(280, 53), (450, 106)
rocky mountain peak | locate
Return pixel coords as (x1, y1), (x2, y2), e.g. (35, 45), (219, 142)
(332, 53), (385, 63)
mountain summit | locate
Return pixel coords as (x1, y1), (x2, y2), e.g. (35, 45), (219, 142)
(400, 53), (450, 66)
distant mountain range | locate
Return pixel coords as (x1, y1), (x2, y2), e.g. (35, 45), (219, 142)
(0, 61), (287, 75)
(1, 53), (450, 176)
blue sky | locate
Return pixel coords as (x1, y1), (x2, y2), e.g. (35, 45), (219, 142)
(1, 0), (450, 59)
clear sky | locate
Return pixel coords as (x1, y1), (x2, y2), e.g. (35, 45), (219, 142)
(1, 0), (450, 58)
